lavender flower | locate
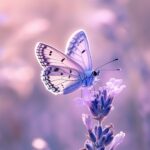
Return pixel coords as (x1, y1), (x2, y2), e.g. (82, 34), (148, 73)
(81, 78), (125, 150)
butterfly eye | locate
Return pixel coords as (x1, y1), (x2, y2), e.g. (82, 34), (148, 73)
(92, 70), (100, 76)
(93, 71), (97, 76)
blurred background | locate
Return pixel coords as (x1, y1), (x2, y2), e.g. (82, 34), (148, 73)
(0, 0), (150, 150)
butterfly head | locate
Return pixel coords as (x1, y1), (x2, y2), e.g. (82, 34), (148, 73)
(92, 70), (100, 77)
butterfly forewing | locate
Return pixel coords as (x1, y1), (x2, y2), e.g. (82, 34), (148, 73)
(65, 30), (92, 71)
(35, 42), (83, 71)
(41, 65), (82, 94)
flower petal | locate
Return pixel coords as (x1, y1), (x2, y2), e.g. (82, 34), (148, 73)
(109, 131), (125, 150)
(106, 78), (126, 95)
(82, 114), (92, 130)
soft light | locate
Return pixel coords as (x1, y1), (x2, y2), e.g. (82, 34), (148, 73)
(32, 138), (47, 150)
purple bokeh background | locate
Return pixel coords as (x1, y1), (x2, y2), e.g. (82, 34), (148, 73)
(0, 0), (150, 150)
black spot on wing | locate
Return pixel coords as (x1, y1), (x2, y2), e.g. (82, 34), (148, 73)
(61, 58), (65, 62)
(82, 50), (86, 53)
(49, 51), (52, 56)
(54, 68), (59, 72)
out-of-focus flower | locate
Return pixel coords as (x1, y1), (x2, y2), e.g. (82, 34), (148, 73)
(0, 14), (7, 24)
(105, 78), (126, 96)
(32, 138), (49, 150)
(91, 9), (116, 28)
(16, 18), (50, 38)
(84, 140), (94, 150)
(0, 64), (34, 96)
(82, 114), (92, 130)
(109, 131), (125, 150)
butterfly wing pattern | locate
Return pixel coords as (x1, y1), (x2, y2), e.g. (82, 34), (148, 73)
(65, 30), (92, 71)
(35, 43), (83, 70)
(41, 65), (82, 94)
(35, 30), (92, 95)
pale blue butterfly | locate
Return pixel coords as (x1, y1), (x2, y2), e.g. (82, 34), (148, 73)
(35, 30), (117, 95)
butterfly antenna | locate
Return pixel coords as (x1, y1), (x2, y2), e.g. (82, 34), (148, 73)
(95, 58), (119, 70)
(100, 68), (121, 71)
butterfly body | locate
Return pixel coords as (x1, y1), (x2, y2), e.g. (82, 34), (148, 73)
(35, 30), (99, 95)
(79, 70), (96, 87)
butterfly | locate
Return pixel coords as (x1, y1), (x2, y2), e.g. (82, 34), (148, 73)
(35, 30), (101, 95)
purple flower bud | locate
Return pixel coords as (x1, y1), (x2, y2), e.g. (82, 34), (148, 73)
(98, 135), (106, 147)
(100, 95), (105, 107)
(102, 106), (111, 116)
(94, 125), (103, 140)
(85, 143), (94, 150)
(104, 96), (113, 107)
(102, 89), (107, 100)
(103, 128), (110, 135)
(103, 125), (113, 134)
(89, 104), (99, 116)
(105, 135), (113, 146)
(97, 126), (103, 139)
(88, 130), (96, 143)
(98, 147), (105, 150)
(105, 130), (114, 146)
(94, 125), (98, 133)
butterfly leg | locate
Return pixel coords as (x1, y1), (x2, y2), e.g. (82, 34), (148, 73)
(81, 87), (88, 98)
(93, 85), (96, 95)
(80, 87), (91, 101)
(80, 88), (82, 99)
(89, 85), (98, 99)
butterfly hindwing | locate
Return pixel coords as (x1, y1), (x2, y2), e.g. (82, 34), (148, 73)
(35, 42), (83, 71)
(65, 30), (92, 71)
(41, 65), (82, 95)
